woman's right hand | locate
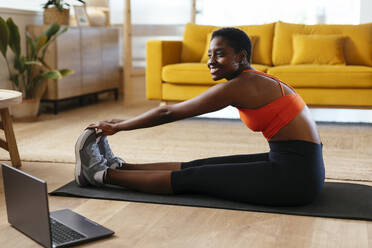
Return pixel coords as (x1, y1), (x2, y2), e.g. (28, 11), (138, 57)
(86, 119), (124, 137)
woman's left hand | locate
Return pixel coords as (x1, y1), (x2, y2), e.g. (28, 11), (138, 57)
(86, 119), (123, 137)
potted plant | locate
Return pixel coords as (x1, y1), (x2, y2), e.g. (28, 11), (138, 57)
(0, 17), (73, 120)
(43, 0), (86, 25)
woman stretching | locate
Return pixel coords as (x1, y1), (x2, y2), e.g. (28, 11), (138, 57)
(75, 27), (325, 206)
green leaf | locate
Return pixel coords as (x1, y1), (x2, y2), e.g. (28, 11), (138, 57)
(59, 68), (74, 77)
(26, 34), (36, 60)
(13, 56), (22, 71)
(6, 18), (21, 58)
(0, 17), (9, 58)
(24, 60), (42, 66)
(10, 74), (19, 88)
(35, 35), (48, 55)
(13, 56), (26, 73)
(40, 26), (68, 61)
(41, 70), (62, 79)
(43, 23), (60, 41)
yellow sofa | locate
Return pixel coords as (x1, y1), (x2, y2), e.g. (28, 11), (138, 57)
(146, 21), (372, 107)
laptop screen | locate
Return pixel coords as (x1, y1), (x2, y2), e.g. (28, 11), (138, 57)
(2, 164), (52, 248)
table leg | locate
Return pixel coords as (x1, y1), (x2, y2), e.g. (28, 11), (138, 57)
(0, 108), (21, 168)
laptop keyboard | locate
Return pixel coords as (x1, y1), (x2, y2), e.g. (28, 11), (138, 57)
(50, 218), (86, 245)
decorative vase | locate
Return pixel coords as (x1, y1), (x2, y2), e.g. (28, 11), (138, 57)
(11, 98), (40, 122)
(43, 7), (70, 25)
(86, 7), (108, 26)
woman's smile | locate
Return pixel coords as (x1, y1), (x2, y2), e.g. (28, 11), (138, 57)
(209, 67), (220, 74)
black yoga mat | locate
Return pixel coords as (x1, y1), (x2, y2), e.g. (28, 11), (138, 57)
(50, 181), (372, 221)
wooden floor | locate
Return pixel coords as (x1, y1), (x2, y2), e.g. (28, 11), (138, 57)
(0, 161), (371, 248)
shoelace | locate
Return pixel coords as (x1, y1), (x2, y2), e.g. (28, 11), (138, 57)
(88, 143), (105, 165)
(101, 137), (115, 159)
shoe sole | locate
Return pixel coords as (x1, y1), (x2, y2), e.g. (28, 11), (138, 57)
(75, 129), (95, 186)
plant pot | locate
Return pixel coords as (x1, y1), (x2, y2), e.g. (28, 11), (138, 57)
(11, 98), (40, 122)
(43, 7), (70, 25)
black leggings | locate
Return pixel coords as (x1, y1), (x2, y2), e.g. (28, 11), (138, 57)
(171, 140), (325, 206)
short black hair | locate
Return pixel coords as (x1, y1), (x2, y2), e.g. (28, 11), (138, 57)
(211, 27), (252, 64)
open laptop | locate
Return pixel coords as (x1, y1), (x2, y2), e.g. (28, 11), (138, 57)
(1, 163), (114, 248)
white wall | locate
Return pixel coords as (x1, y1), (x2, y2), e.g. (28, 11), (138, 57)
(360, 0), (372, 23)
(0, 8), (43, 89)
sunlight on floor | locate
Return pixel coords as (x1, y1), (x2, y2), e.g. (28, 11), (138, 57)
(198, 106), (372, 124)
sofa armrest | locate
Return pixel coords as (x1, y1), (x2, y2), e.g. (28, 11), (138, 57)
(146, 40), (183, 99)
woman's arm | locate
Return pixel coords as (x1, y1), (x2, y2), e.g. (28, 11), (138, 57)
(89, 80), (238, 136)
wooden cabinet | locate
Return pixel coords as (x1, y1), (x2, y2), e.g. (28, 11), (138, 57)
(27, 25), (120, 113)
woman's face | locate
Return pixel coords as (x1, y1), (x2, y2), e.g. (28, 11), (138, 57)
(207, 36), (241, 81)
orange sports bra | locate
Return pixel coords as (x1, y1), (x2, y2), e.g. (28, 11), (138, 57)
(237, 69), (306, 140)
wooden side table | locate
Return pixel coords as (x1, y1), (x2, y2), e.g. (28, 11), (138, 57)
(0, 90), (22, 168)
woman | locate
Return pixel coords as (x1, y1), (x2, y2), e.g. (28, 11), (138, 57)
(75, 27), (325, 206)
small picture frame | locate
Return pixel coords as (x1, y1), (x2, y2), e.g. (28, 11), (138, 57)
(74, 5), (90, 26)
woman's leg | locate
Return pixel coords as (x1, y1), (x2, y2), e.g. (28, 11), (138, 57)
(105, 168), (173, 194)
(171, 160), (283, 204)
(103, 142), (323, 206)
(105, 159), (278, 204)
(122, 162), (181, 171)
(104, 153), (270, 194)
(104, 154), (312, 205)
(181, 152), (269, 169)
(119, 153), (269, 171)
(171, 141), (325, 206)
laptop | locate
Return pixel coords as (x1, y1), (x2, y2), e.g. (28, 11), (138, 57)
(1, 163), (114, 248)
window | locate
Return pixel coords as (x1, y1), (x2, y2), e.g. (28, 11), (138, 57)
(1, 0), (361, 25)
(0, 0), (82, 11)
(196, 0), (360, 25)
(109, 0), (192, 25)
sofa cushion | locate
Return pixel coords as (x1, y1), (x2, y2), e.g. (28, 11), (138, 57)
(163, 63), (221, 84)
(296, 88), (372, 107)
(237, 23), (275, 66)
(200, 32), (212, 63)
(267, 65), (372, 88)
(181, 23), (218, 63)
(291, 34), (346, 65)
(162, 63), (270, 84)
(162, 83), (214, 101)
(251, 64), (271, 73)
(273, 21), (372, 66)
(180, 23), (275, 66)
